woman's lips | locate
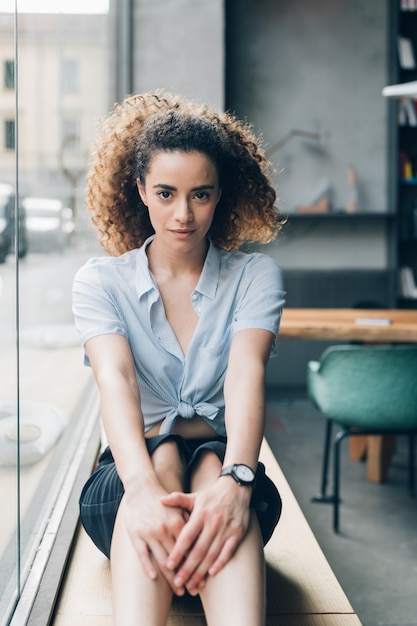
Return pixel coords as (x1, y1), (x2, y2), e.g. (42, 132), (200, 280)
(170, 229), (195, 237)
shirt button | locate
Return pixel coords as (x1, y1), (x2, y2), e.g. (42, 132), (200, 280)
(191, 293), (198, 301)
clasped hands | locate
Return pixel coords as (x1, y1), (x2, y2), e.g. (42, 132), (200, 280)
(126, 478), (251, 596)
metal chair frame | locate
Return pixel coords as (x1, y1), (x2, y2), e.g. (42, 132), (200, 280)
(313, 419), (416, 532)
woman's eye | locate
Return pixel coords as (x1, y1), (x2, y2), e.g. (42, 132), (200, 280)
(194, 191), (209, 200)
(157, 191), (171, 199)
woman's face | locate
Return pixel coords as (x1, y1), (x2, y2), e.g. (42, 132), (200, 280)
(137, 150), (221, 254)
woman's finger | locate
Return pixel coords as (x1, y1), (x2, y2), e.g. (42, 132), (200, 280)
(175, 509), (246, 590)
(171, 522), (223, 588)
(145, 538), (186, 596)
(161, 491), (195, 512)
(134, 538), (157, 580)
(166, 514), (204, 571)
(207, 536), (238, 576)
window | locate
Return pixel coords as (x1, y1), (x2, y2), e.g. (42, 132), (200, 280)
(0, 4), (114, 624)
(4, 119), (15, 149)
(4, 60), (14, 89)
(61, 58), (79, 94)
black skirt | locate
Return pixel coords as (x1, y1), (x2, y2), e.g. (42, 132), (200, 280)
(79, 433), (282, 559)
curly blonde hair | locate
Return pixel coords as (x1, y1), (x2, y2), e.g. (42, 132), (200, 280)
(86, 90), (284, 255)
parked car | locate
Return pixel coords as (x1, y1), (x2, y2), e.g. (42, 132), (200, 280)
(22, 197), (75, 252)
(0, 183), (28, 263)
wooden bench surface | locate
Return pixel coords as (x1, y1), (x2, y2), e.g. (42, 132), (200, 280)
(52, 440), (361, 625)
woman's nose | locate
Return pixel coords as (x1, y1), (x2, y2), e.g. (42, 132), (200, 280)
(174, 198), (193, 222)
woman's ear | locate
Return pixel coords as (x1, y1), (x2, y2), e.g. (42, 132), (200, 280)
(136, 178), (147, 206)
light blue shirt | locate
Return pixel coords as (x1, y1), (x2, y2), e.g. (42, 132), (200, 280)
(72, 237), (285, 436)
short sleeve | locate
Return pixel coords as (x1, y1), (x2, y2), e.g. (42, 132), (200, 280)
(232, 254), (285, 355)
(72, 259), (128, 363)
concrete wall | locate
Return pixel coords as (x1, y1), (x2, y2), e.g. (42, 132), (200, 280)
(227, 0), (388, 214)
(132, 0), (225, 109)
(226, 0), (390, 272)
(261, 219), (388, 271)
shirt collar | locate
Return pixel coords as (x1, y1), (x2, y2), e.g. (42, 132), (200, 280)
(135, 235), (221, 300)
(136, 235), (157, 298)
(195, 239), (220, 300)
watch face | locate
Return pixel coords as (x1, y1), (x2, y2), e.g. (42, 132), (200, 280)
(234, 464), (255, 483)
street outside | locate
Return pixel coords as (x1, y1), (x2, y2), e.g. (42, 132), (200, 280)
(0, 242), (101, 354)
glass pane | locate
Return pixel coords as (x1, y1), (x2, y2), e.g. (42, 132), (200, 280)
(0, 9), (19, 618)
(0, 1), (114, 621)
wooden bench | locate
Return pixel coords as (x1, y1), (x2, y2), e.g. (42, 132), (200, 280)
(51, 440), (361, 625)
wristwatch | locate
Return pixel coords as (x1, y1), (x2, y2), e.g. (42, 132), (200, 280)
(219, 464), (256, 486)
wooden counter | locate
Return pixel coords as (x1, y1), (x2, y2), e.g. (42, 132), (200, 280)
(279, 308), (417, 343)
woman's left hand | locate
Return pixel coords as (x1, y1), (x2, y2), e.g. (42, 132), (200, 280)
(160, 477), (252, 595)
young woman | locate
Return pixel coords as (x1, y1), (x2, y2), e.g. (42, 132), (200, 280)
(73, 91), (286, 626)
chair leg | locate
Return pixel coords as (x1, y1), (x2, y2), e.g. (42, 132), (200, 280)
(312, 419), (334, 503)
(409, 434), (415, 495)
(321, 419), (333, 496)
(333, 428), (349, 533)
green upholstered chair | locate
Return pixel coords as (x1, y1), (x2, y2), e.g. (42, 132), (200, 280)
(307, 344), (417, 532)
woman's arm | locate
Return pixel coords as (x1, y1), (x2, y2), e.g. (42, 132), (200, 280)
(86, 334), (187, 593)
(86, 334), (150, 480)
(162, 328), (274, 592)
(223, 327), (273, 469)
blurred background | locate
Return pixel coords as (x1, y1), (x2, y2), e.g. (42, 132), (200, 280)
(0, 1), (415, 625)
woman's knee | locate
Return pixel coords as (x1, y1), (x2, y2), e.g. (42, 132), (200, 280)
(151, 439), (185, 487)
(189, 449), (222, 491)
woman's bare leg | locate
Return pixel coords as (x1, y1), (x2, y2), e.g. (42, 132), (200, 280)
(191, 452), (266, 626)
(110, 441), (185, 626)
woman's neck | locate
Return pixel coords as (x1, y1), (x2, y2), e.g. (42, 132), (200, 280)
(146, 238), (209, 279)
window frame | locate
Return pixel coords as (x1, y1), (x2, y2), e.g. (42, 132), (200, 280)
(8, 383), (101, 626)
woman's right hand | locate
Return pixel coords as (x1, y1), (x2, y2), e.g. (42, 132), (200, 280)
(123, 482), (188, 595)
